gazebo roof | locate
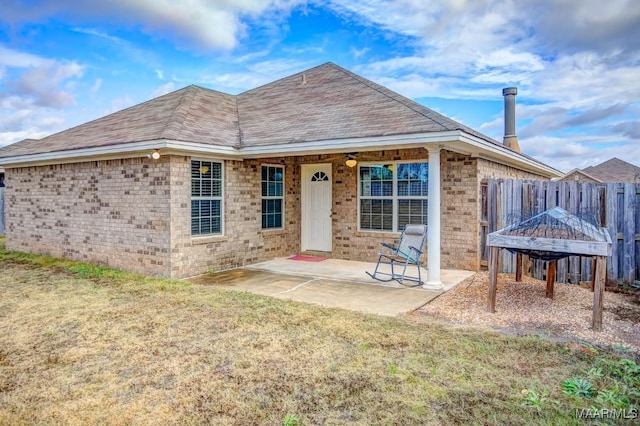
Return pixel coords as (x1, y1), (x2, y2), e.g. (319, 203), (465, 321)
(487, 207), (612, 259)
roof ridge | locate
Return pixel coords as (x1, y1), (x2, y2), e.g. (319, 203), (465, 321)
(238, 62), (331, 96)
(160, 85), (199, 139)
(235, 95), (243, 147)
(327, 63), (450, 131)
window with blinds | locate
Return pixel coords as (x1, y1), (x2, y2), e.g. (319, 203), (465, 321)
(191, 160), (223, 236)
(261, 165), (284, 229)
(358, 162), (428, 232)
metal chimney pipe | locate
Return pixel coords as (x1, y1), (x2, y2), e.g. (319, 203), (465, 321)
(502, 87), (521, 153)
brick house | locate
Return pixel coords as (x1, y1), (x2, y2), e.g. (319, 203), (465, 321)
(0, 63), (560, 287)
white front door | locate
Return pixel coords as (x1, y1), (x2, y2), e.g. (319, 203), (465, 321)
(302, 164), (332, 252)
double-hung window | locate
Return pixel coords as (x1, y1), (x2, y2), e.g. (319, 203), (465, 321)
(261, 165), (284, 229)
(359, 162), (428, 232)
(191, 160), (223, 236)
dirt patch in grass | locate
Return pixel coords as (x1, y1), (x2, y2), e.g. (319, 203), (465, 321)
(0, 239), (637, 424)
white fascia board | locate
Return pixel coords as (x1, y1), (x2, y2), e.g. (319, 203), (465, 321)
(238, 131), (462, 157)
(0, 140), (239, 167)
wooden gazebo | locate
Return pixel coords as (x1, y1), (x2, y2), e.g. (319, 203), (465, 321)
(486, 207), (612, 331)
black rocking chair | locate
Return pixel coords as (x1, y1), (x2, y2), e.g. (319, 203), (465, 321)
(366, 224), (428, 286)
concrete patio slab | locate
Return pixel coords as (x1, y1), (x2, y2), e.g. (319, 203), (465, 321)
(189, 257), (475, 316)
(247, 257), (474, 292)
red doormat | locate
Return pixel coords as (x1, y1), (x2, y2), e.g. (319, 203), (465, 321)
(287, 255), (326, 262)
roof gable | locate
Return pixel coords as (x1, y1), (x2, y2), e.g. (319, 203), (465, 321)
(559, 168), (603, 183)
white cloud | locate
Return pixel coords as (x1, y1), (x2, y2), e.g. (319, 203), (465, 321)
(0, 45), (46, 68)
(0, 96), (65, 148)
(7, 0), (307, 51)
(0, 46), (86, 147)
(90, 78), (103, 94)
(151, 82), (176, 98)
(11, 60), (84, 107)
(350, 46), (369, 59)
(522, 134), (640, 173)
(72, 27), (124, 43)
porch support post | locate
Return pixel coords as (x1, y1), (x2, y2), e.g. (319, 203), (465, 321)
(424, 147), (443, 290)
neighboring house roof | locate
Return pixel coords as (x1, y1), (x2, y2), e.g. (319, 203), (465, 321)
(0, 62), (561, 177)
(582, 158), (640, 183)
(561, 158), (640, 183)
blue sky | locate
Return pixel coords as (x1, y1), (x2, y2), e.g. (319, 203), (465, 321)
(1, 0), (639, 172)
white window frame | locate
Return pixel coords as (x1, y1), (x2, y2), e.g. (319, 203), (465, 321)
(261, 164), (285, 230)
(191, 159), (224, 237)
(357, 160), (429, 232)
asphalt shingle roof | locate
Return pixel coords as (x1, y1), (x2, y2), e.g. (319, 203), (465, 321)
(581, 158), (640, 183)
(0, 62), (504, 158)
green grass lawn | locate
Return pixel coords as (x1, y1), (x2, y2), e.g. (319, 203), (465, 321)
(0, 236), (638, 425)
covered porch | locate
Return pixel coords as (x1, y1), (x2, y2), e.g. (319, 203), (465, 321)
(189, 256), (474, 316)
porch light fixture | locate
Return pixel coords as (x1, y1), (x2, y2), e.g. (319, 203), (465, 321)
(147, 150), (161, 160)
(345, 153), (358, 168)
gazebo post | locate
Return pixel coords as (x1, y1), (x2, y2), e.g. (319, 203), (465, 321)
(488, 246), (500, 313)
(546, 260), (556, 299)
(590, 258), (596, 292)
(515, 252), (523, 282)
(592, 256), (606, 331)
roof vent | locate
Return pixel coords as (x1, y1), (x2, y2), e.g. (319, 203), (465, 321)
(301, 73), (307, 85)
(502, 87), (521, 153)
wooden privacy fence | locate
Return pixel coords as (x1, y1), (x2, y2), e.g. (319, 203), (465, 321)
(0, 187), (4, 235)
(481, 179), (640, 285)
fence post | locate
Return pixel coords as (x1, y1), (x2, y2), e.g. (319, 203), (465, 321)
(622, 183), (636, 284)
(606, 183), (619, 283)
(0, 187), (4, 235)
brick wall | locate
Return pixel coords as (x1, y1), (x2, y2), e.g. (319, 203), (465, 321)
(439, 152), (479, 269)
(476, 158), (547, 181)
(3, 151), (552, 278)
(168, 156), (302, 278)
(331, 148), (429, 264)
(4, 158), (173, 276)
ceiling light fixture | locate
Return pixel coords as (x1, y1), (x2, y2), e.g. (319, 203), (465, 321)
(345, 153), (358, 168)
(147, 150), (160, 160)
